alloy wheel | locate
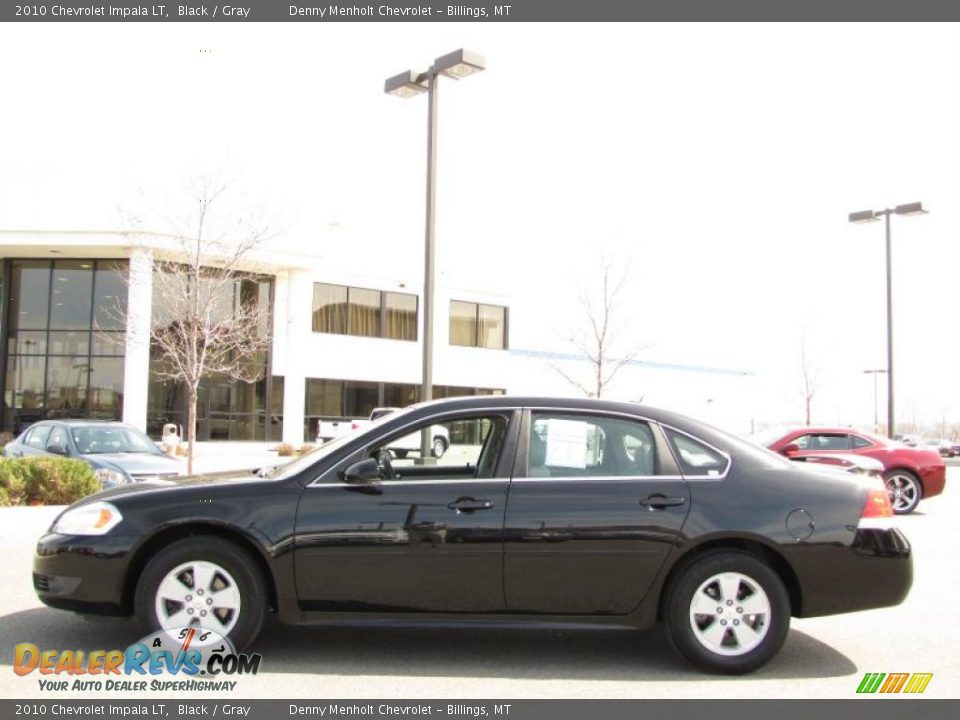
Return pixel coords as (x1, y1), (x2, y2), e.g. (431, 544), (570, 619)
(885, 472), (920, 514)
(154, 560), (242, 636)
(688, 571), (771, 657)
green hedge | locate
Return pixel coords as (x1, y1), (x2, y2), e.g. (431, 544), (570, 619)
(0, 457), (101, 506)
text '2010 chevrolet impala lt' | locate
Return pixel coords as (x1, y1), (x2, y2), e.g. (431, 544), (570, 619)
(34, 396), (911, 674)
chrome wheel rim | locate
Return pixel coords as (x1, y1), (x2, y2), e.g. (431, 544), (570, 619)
(689, 572), (771, 656)
(885, 474), (919, 513)
(433, 439), (445, 457)
(154, 560), (242, 636)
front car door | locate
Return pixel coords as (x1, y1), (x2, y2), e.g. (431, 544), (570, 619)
(503, 408), (692, 615)
(293, 408), (519, 613)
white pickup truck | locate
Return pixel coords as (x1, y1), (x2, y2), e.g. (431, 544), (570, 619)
(317, 407), (450, 459)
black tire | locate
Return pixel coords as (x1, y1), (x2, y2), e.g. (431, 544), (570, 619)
(432, 437), (448, 459)
(134, 537), (266, 652)
(393, 449), (409, 459)
(883, 469), (922, 515)
(665, 551), (790, 674)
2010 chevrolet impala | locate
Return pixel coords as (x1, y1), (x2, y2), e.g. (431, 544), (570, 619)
(33, 396), (912, 674)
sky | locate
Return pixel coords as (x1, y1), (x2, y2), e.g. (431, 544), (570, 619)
(1, 22), (958, 431)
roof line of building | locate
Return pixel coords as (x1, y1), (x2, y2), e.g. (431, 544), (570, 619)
(509, 348), (754, 377)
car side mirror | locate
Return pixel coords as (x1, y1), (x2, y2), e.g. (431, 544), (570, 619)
(47, 443), (69, 457)
(781, 443), (800, 456)
(342, 458), (381, 484)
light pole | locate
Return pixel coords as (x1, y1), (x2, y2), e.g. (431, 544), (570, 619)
(384, 49), (485, 411)
(863, 368), (887, 434)
(849, 202), (928, 439)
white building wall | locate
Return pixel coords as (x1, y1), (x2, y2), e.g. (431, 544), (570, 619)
(121, 247), (153, 432)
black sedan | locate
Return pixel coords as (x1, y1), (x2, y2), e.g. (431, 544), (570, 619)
(33, 397), (911, 674)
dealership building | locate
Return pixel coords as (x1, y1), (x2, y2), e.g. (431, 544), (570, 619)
(0, 231), (757, 444)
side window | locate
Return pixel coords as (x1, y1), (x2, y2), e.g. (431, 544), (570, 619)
(811, 434), (850, 451)
(665, 429), (729, 477)
(851, 435), (873, 449)
(46, 426), (68, 451)
(25, 425), (52, 450)
(528, 413), (658, 478)
(374, 414), (511, 480)
(791, 435), (811, 450)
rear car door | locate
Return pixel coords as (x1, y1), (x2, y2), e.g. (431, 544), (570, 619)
(294, 409), (519, 613)
(503, 409), (691, 615)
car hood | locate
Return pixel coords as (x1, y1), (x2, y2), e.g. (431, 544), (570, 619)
(80, 452), (183, 476)
(79, 468), (266, 505)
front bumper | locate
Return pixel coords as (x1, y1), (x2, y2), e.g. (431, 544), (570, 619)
(792, 527), (912, 618)
(33, 532), (139, 616)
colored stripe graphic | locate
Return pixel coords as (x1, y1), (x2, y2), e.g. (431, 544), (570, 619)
(857, 673), (885, 693)
(903, 673), (933, 694)
(880, 673), (909, 693)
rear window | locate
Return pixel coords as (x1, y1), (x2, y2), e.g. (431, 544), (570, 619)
(665, 429), (729, 477)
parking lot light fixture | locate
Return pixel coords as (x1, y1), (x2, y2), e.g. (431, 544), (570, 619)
(384, 49), (485, 407)
(849, 202), (928, 439)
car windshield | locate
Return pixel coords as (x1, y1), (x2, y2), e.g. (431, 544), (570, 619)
(71, 426), (162, 455)
(266, 406), (417, 481)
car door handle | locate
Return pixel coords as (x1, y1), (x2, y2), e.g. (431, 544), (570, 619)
(447, 498), (495, 513)
(639, 494), (687, 509)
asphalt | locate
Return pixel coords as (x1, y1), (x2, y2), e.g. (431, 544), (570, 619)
(1, 470), (957, 699)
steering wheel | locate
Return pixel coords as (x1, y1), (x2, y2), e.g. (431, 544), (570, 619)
(376, 448), (396, 480)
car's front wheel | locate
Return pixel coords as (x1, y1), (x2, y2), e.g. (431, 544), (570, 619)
(134, 537), (266, 651)
(884, 469), (922, 514)
(665, 551), (790, 674)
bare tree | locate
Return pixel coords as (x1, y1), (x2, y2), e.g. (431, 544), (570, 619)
(798, 332), (821, 425)
(553, 257), (645, 399)
(117, 179), (274, 473)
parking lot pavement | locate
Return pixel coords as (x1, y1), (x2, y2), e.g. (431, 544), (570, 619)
(1, 471), (956, 700)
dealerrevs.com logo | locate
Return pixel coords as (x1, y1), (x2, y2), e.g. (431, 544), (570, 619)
(13, 627), (261, 692)
(856, 672), (933, 694)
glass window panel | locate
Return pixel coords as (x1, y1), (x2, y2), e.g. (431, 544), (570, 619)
(9, 261), (51, 330)
(348, 288), (381, 338)
(449, 301), (478, 347)
(665, 429), (729, 477)
(8, 331), (47, 355)
(306, 379), (344, 417)
(90, 331), (124, 356)
(49, 261), (94, 330)
(478, 304), (506, 349)
(312, 283), (348, 334)
(46, 356), (89, 417)
(87, 357), (124, 420)
(384, 292), (418, 341)
(344, 381), (379, 417)
(93, 261), (128, 331)
(383, 383), (419, 409)
(4, 356), (47, 431)
(47, 331), (91, 356)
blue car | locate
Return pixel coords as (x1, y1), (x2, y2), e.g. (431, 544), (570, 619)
(3, 420), (183, 488)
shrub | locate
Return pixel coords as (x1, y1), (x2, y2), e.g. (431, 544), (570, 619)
(0, 457), (101, 506)
(276, 443), (295, 457)
(298, 444), (316, 456)
(0, 431), (14, 450)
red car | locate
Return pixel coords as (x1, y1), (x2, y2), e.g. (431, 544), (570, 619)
(761, 427), (946, 514)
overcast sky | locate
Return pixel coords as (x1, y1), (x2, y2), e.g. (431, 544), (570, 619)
(1, 22), (958, 431)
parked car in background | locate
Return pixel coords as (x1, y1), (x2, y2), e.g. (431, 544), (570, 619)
(758, 426), (946, 514)
(786, 452), (885, 479)
(923, 439), (956, 458)
(4, 420), (183, 488)
(35, 397), (912, 674)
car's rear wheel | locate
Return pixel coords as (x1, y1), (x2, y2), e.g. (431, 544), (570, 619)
(432, 437), (448, 459)
(884, 469), (922, 514)
(665, 551), (790, 674)
(134, 537), (266, 651)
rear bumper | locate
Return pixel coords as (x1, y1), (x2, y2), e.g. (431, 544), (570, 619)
(918, 465), (946, 499)
(33, 533), (137, 616)
(794, 528), (912, 618)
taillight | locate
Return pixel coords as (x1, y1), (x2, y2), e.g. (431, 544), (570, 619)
(862, 487), (894, 518)
(858, 484), (896, 529)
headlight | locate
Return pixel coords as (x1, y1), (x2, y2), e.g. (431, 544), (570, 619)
(52, 502), (123, 536)
(94, 467), (130, 487)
